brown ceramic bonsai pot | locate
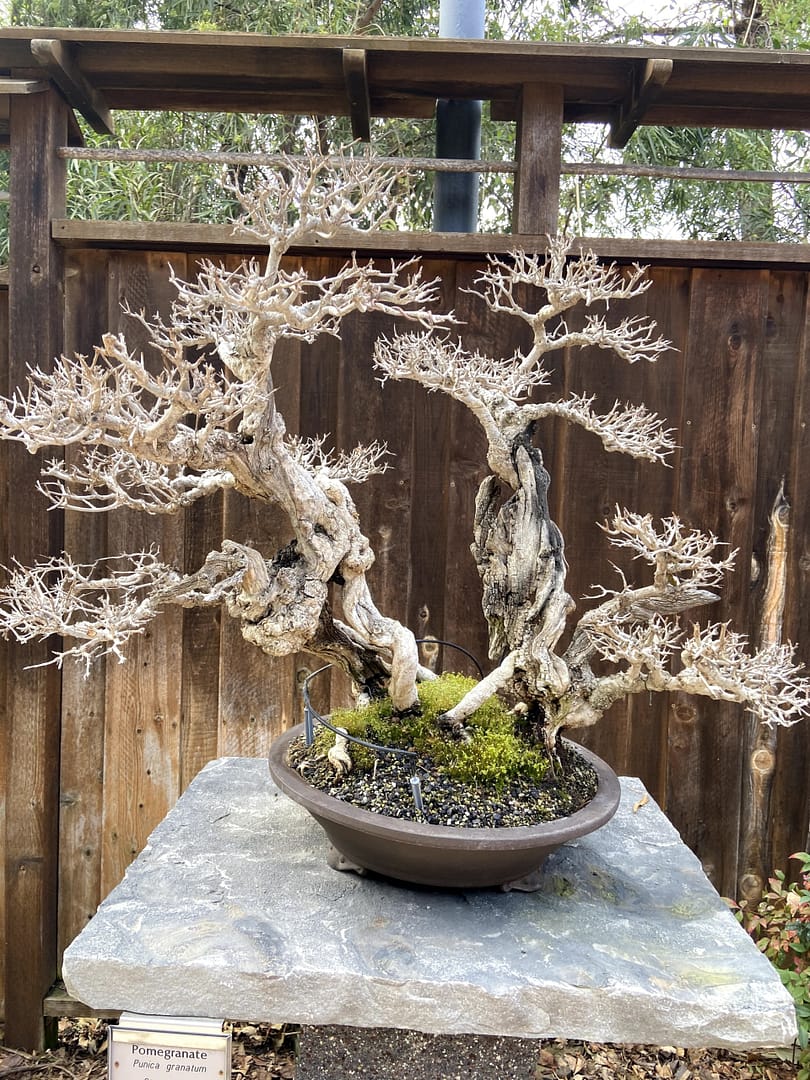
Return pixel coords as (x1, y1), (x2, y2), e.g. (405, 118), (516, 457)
(268, 723), (621, 891)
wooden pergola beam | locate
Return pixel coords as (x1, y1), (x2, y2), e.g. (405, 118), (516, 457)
(512, 82), (563, 236)
(0, 79), (48, 94)
(609, 58), (673, 149)
(30, 38), (114, 137)
(342, 48), (371, 142)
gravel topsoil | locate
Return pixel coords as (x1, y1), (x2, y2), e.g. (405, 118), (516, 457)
(0, 1020), (801, 1080)
(287, 735), (597, 827)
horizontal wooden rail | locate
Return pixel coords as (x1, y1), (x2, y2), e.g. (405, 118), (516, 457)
(50, 218), (810, 267)
(57, 147), (810, 187)
(44, 981), (120, 1020)
(57, 147), (517, 174)
(562, 161), (810, 185)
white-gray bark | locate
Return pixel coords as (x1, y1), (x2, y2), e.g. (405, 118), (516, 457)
(0, 152), (449, 711)
(377, 238), (810, 740)
(0, 164), (806, 743)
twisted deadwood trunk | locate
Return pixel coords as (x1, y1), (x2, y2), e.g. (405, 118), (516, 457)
(0, 164), (807, 757)
(465, 434), (574, 739)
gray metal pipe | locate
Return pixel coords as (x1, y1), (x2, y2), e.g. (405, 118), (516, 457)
(434, 0), (485, 233)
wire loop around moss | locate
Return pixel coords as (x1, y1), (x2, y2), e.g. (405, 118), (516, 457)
(301, 638), (483, 760)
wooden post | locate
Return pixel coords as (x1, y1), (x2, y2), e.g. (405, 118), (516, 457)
(4, 84), (67, 1050)
(512, 82), (563, 236)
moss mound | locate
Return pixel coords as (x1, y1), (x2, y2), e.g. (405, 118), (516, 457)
(319, 673), (550, 790)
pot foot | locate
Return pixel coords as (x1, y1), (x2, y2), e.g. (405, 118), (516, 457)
(500, 866), (545, 892)
(327, 844), (367, 877)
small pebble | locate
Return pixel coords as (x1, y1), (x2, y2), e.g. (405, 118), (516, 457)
(288, 738), (597, 828)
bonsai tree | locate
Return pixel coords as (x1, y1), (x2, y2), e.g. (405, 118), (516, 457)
(0, 152), (807, 774)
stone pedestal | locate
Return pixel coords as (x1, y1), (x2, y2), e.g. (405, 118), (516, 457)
(63, 757), (796, 1079)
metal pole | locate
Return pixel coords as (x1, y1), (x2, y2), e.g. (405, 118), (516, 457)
(434, 0), (485, 233)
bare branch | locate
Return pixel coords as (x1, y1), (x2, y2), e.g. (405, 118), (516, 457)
(38, 449), (235, 514)
(469, 240), (671, 374)
(522, 394), (676, 463)
(167, 256), (449, 384)
(0, 333), (248, 462)
(674, 622), (810, 728)
(0, 550), (180, 671)
(286, 435), (391, 484)
(585, 613), (683, 678)
(545, 312), (673, 365)
(472, 242), (655, 324)
(229, 149), (410, 253)
(602, 508), (737, 590)
(375, 332), (543, 401)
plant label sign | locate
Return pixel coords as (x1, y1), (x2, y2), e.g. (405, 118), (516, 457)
(109, 1014), (231, 1080)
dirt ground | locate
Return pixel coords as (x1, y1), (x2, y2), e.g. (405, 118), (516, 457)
(0, 1020), (801, 1080)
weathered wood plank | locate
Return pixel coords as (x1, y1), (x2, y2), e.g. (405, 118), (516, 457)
(289, 257), (344, 715)
(177, 254), (226, 791)
(0, 284), (9, 1019)
(513, 83), (564, 236)
(57, 250), (109, 964)
(3, 29), (810, 134)
(442, 260), (512, 676)
(99, 252), (185, 899)
(666, 267), (769, 896)
(619, 268), (691, 798)
(609, 57), (673, 149)
(566, 268), (689, 798)
(4, 86), (67, 1051)
(334, 306), (420, 668)
(217, 255), (302, 753)
(737, 271), (807, 899)
(51, 220), (810, 270)
(43, 981), (120, 1019)
(179, 482), (223, 788)
(30, 38), (114, 135)
(399, 265), (452, 672)
(342, 48), (371, 142)
(772, 276), (810, 873)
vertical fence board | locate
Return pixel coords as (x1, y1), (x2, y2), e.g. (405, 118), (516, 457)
(178, 254), (228, 790)
(443, 260), (516, 676)
(180, 487), (224, 788)
(401, 263), (454, 671)
(99, 253), (186, 897)
(5, 88), (67, 1049)
(666, 268), (768, 895)
(58, 250), (110, 960)
(292, 256), (342, 713)
(333, 306), (419, 682)
(0, 284), (8, 1018)
(217, 257), (303, 753)
(738, 271), (808, 897)
(620, 267), (693, 797)
(560, 268), (689, 789)
(774, 281), (810, 870)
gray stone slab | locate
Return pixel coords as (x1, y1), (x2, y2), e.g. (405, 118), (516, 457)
(63, 757), (796, 1050)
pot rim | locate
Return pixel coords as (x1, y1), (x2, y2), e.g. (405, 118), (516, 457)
(268, 723), (621, 852)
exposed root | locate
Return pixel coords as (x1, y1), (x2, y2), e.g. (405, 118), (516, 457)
(327, 728), (353, 775)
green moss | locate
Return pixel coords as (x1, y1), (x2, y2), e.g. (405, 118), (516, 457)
(328, 673), (549, 791)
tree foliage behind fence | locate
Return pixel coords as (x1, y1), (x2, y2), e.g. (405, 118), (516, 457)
(0, 240), (809, 1019)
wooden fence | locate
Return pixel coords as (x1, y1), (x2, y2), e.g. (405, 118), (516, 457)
(1, 240), (809, 1033)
